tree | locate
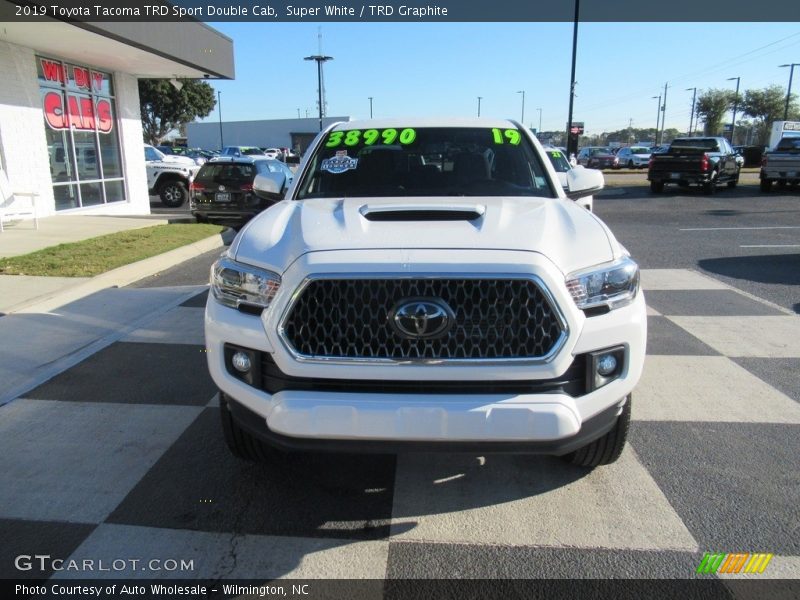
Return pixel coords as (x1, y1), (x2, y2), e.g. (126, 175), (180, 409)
(695, 89), (736, 136)
(740, 85), (800, 145)
(139, 79), (216, 145)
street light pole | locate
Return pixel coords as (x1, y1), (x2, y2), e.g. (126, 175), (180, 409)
(477, 96), (482, 117)
(652, 95), (661, 145)
(686, 87), (697, 136)
(217, 90), (223, 151)
(537, 107), (542, 133)
(368, 96), (373, 118)
(566, 0), (580, 156)
(517, 90), (525, 125)
(779, 63), (799, 121)
(304, 54), (333, 131)
(727, 76), (740, 143)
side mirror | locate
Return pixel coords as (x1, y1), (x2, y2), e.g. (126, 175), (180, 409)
(566, 165), (604, 200)
(253, 173), (285, 199)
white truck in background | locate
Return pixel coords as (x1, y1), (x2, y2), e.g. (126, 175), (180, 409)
(768, 121), (800, 150)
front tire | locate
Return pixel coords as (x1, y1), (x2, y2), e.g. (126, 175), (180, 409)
(563, 396), (631, 468)
(158, 179), (188, 208)
(219, 393), (281, 462)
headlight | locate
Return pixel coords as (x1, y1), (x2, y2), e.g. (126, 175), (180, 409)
(211, 256), (281, 311)
(565, 256), (640, 310)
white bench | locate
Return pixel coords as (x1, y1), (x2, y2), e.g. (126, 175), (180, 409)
(0, 168), (39, 232)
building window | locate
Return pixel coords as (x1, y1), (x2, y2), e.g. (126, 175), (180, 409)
(37, 56), (125, 210)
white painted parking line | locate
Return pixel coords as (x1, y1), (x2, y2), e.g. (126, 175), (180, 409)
(54, 523), (390, 580)
(640, 269), (729, 291)
(679, 226), (800, 231)
(740, 244), (800, 248)
(390, 450), (698, 551)
(669, 316), (800, 358)
(634, 356), (800, 423)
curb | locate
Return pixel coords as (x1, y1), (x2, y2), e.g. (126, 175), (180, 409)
(8, 229), (233, 314)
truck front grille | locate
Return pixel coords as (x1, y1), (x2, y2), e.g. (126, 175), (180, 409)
(280, 277), (566, 362)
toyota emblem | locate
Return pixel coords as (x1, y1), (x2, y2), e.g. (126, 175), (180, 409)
(389, 297), (455, 339)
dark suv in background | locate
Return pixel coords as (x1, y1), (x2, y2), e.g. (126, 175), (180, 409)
(190, 157), (294, 226)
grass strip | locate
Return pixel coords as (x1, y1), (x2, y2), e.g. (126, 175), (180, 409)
(0, 223), (225, 277)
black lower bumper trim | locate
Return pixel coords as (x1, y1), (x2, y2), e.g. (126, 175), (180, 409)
(222, 393), (624, 456)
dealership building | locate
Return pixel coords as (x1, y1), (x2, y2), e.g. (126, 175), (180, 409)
(0, 9), (234, 220)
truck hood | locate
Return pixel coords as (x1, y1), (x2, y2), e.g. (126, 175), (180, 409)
(233, 196), (619, 275)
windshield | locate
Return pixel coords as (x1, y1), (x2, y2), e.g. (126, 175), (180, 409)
(144, 146), (164, 161)
(295, 126), (554, 199)
(776, 137), (800, 151)
(671, 139), (720, 151)
(545, 149), (571, 173)
(631, 147), (650, 155)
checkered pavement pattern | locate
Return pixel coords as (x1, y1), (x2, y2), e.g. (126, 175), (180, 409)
(1, 270), (799, 581)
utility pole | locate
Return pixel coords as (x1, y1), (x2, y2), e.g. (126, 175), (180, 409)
(660, 82), (668, 145)
(517, 90), (525, 125)
(217, 90), (223, 150)
(537, 107), (543, 133)
(686, 87), (697, 136)
(477, 96), (482, 117)
(727, 76), (740, 143)
(304, 54), (333, 131)
(368, 96), (373, 118)
(779, 64), (798, 121)
(652, 95), (661, 145)
(566, 0), (580, 157)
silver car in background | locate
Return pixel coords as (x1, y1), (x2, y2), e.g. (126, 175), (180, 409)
(616, 146), (651, 169)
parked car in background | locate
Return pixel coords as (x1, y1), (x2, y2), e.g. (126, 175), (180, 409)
(261, 148), (284, 161)
(543, 146), (594, 211)
(615, 146), (651, 169)
(733, 145), (764, 168)
(759, 136), (800, 192)
(647, 137), (740, 195)
(650, 145), (670, 155)
(577, 147), (619, 169)
(190, 156), (294, 226)
(147, 144), (196, 167)
(221, 146), (267, 158)
(144, 144), (199, 207)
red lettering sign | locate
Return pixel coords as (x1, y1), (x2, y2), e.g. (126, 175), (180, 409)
(40, 59), (65, 84)
(96, 99), (112, 133)
(42, 91), (113, 133)
(43, 91), (65, 129)
(91, 71), (104, 92)
(73, 67), (90, 90)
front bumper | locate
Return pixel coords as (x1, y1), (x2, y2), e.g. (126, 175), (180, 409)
(205, 250), (647, 447)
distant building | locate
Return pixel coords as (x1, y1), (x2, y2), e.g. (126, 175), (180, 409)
(187, 117), (352, 154)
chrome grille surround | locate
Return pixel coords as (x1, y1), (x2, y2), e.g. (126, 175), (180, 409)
(277, 274), (569, 366)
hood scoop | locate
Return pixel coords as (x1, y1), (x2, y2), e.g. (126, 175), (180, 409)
(359, 203), (486, 222)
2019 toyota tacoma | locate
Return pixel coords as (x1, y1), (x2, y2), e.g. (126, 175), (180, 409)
(205, 118), (647, 468)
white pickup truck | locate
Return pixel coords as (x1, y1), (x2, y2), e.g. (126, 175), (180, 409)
(205, 118), (647, 468)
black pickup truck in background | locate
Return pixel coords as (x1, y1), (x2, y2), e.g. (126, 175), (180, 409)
(647, 137), (741, 195)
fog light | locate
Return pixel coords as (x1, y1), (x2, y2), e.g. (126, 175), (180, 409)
(231, 351), (252, 373)
(596, 354), (617, 376)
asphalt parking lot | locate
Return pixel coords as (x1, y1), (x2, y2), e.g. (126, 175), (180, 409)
(2, 184), (798, 588)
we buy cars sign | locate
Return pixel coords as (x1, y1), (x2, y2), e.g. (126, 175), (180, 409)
(40, 59), (113, 133)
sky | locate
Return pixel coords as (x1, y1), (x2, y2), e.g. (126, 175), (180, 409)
(198, 22), (800, 136)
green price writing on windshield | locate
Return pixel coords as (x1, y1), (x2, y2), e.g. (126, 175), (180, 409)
(325, 128), (417, 148)
(491, 128), (522, 145)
